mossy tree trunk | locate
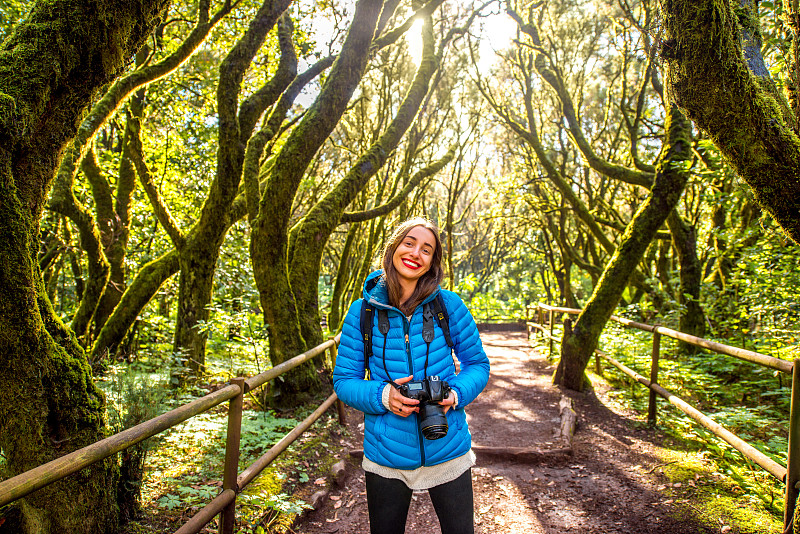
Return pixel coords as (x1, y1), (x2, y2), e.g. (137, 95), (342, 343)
(45, 3), (235, 352)
(91, 249), (180, 361)
(659, 0), (800, 244)
(0, 2), (168, 532)
(554, 104), (693, 391)
(485, 7), (657, 298)
(168, 1), (294, 377)
(288, 15), (445, 352)
(88, 83), (147, 340)
(250, 0), (386, 406)
(327, 222), (361, 331)
(48, 144), (111, 345)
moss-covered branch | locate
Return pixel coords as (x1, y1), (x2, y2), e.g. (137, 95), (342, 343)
(91, 249), (180, 360)
(47, 156), (110, 343)
(92, 95), (144, 334)
(128, 131), (186, 250)
(238, 14), (298, 142)
(666, 209), (705, 342)
(53, 0), (237, 199)
(250, 0), (384, 404)
(371, 0), (445, 50)
(660, 0), (800, 244)
(287, 13), (440, 348)
(508, 7), (655, 188)
(341, 145), (456, 222)
(172, 0), (293, 374)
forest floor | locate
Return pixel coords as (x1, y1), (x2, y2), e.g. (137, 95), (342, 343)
(291, 330), (781, 534)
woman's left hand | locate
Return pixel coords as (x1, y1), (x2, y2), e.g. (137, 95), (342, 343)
(440, 392), (455, 414)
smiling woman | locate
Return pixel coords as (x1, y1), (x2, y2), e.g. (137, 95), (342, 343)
(333, 216), (490, 534)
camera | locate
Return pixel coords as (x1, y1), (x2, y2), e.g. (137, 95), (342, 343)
(398, 376), (451, 440)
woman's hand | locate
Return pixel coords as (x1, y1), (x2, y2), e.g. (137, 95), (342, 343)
(440, 391), (455, 414)
(388, 375), (420, 417)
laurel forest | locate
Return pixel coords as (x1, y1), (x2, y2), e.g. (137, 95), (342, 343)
(1, 0), (799, 531)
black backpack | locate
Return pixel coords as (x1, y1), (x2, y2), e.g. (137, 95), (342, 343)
(359, 293), (453, 379)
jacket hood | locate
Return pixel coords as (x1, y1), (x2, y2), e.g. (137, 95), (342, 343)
(362, 269), (440, 311)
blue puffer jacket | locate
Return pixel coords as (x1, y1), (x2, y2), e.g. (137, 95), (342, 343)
(333, 270), (490, 469)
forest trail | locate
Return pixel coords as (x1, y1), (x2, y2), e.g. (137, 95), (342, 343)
(295, 331), (728, 534)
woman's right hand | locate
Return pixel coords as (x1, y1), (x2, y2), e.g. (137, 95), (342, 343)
(388, 375), (420, 417)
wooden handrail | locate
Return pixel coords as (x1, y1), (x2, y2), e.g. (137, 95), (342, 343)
(246, 334), (340, 391)
(601, 351), (787, 480)
(611, 316), (793, 375)
(529, 302), (797, 531)
(530, 304), (793, 374)
(0, 333), (344, 529)
(0, 383), (241, 507)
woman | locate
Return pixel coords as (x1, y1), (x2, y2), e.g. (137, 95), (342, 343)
(333, 217), (490, 534)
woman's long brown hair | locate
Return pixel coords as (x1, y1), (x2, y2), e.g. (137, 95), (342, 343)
(381, 217), (444, 315)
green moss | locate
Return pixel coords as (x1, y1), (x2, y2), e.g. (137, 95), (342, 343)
(0, 91), (14, 126)
(654, 452), (782, 533)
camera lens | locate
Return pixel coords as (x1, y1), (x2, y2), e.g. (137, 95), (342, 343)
(419, 402), (448, 440)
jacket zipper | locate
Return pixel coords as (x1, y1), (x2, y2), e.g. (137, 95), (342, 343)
(403, 316), (426, 466)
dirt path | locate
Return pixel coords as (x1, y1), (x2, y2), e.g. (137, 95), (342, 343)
(293, 331), (734, 533)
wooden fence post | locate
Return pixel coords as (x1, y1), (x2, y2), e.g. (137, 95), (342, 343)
(220, 378), (246, 534)
(548, 309), (555, 360)
(648, 330), (661, 426)
(785, 359), (800, 531)
(329, 341), (346, 426)
(219, 377), (247, 534)
(537, 305), (544, 337)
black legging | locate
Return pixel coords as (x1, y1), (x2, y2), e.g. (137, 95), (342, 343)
(365, 468), (474, 534)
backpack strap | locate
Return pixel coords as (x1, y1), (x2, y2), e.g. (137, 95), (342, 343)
(431, 292), (454, 348)
(359, 300), (374, 378)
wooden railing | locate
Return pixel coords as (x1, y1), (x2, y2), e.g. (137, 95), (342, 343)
(528, 304), (800, 532)
(0, 334), (344, 534)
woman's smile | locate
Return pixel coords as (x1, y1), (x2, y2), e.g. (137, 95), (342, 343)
(401, 258), (421, 270)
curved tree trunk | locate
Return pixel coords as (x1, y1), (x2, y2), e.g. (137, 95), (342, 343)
(287, 13), (442, 358)
(170, 0), (293, 376)
(90, 86), (147, 338)
(250, 0), (384, 407)
(0, 1), (168, 532)
(91, 249), (180, 361)
(554, 104), (693, 391)
(327, 223), (361, 331)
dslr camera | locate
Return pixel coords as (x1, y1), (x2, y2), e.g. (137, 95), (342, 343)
(398, 376), (451, 440)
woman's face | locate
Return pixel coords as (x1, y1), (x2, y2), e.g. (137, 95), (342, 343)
(392, 225), (436, 286)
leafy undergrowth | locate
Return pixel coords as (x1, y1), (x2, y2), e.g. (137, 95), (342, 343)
(534, 326), (788, 533)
